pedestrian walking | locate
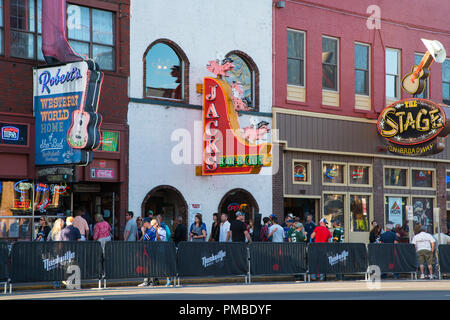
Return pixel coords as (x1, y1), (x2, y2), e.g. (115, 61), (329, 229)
(124, 211), (138, 241)
(174, 216), (187, 245)
(227, 211), (252, 243)
(208, 213), (220, 242)
(35, 217), (51, 241)
(311, 218), (331, 281)
(136, 216), (143, 241)
(156, 213), (171, 241)
(267, 216), (284, 243)
(369, 225), (381, 243)
(288, 222), (306, 242)
(60, 217), (81, 241)
(189, 213), (207, 242)
(332, 220), (344, 243)
(332, 220), (345, 280)
(139, 218), (157, 287)
(259, 217), (270, 242)
(93, 214), (111, 250)
(219, 213), (230, 242)
(304, 214), (316, 243)
(73, 209), (89, 241)
(379, 224), (398, 244)
(412, 226), (436, 280)
(48, 218), (65, 241)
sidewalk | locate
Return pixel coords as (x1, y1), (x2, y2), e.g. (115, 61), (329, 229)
(7, 275), (296, 291)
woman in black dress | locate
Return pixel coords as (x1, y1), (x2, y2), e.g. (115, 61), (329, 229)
(208, 213), (220, 242)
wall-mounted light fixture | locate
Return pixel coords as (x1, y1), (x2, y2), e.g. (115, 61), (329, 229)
(276, 1), (285, 9)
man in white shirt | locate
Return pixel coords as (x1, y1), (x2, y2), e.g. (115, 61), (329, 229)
(411, 226), (436, 280)
(433, 227), (450, 245)
(268, 216), (284, 243)
(219, 213), (230, 242)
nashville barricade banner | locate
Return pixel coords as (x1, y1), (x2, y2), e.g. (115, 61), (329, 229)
(307, 243), (368, 275)
(0, 241), (8, 281)
(438, 245), (450, 274)
(367, 243), (417, 273)
(104, 242), (177, 279)
(10, 242), (102, 283)
(177, 242), (247, 277)
(249, 242), (307, 276)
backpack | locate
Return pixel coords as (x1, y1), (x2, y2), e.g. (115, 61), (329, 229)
(163, 223), (171, 242)
(259, 225), (269, 242)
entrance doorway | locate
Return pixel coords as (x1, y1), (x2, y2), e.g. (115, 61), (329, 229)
(141, 185), (188, 234)
(284, 198), (318, 223)
(218, 189), (259, 223)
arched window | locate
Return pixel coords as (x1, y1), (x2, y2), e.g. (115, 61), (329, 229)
(225, 51), (259, 111)
(143, 39), (189, 101)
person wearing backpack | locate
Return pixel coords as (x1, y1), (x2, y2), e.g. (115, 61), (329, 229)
(157, 213), (171, 241)
(259, 217), (270, 242)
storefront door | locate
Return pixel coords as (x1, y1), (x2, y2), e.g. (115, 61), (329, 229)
(284, 197), (319, 224)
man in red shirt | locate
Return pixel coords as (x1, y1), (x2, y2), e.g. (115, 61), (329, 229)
(311, 218), (331, 281)
(311, 218), (331, 243)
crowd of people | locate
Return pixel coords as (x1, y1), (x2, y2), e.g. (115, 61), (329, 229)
(36, 208), (450, 283)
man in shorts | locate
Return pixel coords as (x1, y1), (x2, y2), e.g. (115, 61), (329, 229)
(412, 226), (436, 280)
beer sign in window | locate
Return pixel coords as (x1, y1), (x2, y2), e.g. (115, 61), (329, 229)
(349, 165), (370, 186)
(412, 169), (434, 189)
(293, 160), (310, 184)
(323, 163), (345, 185)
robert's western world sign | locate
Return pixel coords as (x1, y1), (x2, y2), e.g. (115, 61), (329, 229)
(377, 98), (450, 156)
(34, 60), (103, 166)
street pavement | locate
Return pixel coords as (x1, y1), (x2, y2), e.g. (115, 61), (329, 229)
(1, 280), (450, 300)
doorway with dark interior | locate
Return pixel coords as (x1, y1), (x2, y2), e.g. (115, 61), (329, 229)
(218, 188), (259, 224)
(141, 185), (188, 236)
(284, 197), (318, 224)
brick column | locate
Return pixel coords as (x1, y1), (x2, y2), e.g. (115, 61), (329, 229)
(373, 157), (385, 228)
(436, 163), (447, 233)
(272, 143), (284, 222)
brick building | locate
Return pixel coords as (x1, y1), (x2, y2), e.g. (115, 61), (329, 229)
(0, 0), (129, 240)
(273, 0), (450, 242)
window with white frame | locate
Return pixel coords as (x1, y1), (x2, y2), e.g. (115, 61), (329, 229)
(385, 48), (400, 99)
(322, 36), (338, 91)
(355, 43), (370, 96)
(287, 30), (305, 87)
(414, 53), (429, 99)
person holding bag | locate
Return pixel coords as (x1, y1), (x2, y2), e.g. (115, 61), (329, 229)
(189, 213), (207, 242)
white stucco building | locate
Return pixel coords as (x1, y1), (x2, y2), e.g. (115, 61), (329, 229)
(128, 0), (273, 237)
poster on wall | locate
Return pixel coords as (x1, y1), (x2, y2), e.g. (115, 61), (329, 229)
(412, 198), (433, 233)
(388, 197), (403, 227)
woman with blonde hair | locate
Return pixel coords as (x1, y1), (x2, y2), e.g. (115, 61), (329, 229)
(93, 214), (111, 250)
(48, 218), (64, 241)
(36, 217), (51, 241)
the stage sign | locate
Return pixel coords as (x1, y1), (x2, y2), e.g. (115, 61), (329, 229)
(377, 98), (450, 156)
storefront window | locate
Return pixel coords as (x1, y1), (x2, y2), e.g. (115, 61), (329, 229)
(323, 194), (344, 227)
(411, 169), (434, 189)
(349, 165), (370, 186)
(385, 196), (407, 228)
(0, 180), (71, 240)
(323, 163), (345, 184)
(412, 197), (434, 234)
(225, 53), (256, 111)
(350, 195), (370, 232)
(447, 171), (450, 190)
(384, 167), (408, 187)
(293, 161), (310, 183)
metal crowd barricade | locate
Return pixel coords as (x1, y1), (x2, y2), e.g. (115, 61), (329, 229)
(0, 241), (10, 294)
(103, 241), (177, 288)
(438, 244), (450, 279)
(176, 242), (248, 285)
(248, 242), (308, 282)
(10, 241), (103, 291)
(307, 243), (368, 280)
(367, 243), (418, 280)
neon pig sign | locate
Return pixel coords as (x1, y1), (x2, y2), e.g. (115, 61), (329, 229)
(202, 76), (272, 175)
